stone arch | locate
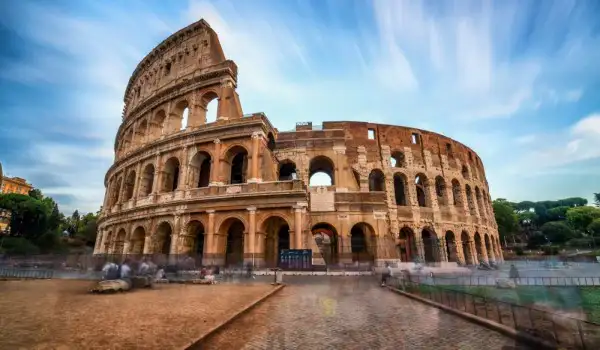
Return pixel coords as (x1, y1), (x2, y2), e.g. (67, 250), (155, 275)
(465, 185), (476, 215)
(162, 157), (181, 192)
(121, 129), (133, 153)
(189, 151), (212, 188)
(114, 228), (126, 255)
(124, 170), (136, 201)
(129, 226), (146, 255)
(475, 186), (485, 216)
(261, 216), (291, 268)
(139, 163), (155, 197)
(474, 231), (484, 262)
(434, 176), (448, 206)
(172, 99), (190, 131)
(368, 169), (385, 192)
(155, 221), (173, 255)
(350, 222), (375, 262)
(135, 119), (148, 145)
(309, 155), (335, 186)
(390, 151), (406, 168)
(224, 145), (249, 185)
(461, 165), (470, 180)
(398, 226), (417, 262)
(445, 231), (458, 262)
(484, 233), (493, 260)
(200, 90), (219, 124)
(104, 230), (113, 253)
(185, 220), (206, 264)
(150, 109), (167, 139)
(311, 222), (339, 265)
(110, 177), (123, 207)
(278, 160), (297, 181)
(451, 179), (463, 207)
(461, 230), (474, 265)
(217, 217), (246, 267)
(393, 172), (408, 206)
(421, 227), (440, 263)
(415, 173), (430, 207)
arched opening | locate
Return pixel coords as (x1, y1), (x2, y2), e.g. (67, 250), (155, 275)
(484, 234), (493, 261)
(124, 171), (136, 201)
(267, 133), (276, 152)
(226, 146), (248, 185)
(445, 231), (457, 262)
(130, 226), (146, 255)
(390, 151), (406, 168)
(187, 220), (205, 265)
(475, 187), (485, 216)
(170, 100), (190, 131)
(156, 222), (173, 256)
(394, 173), (407, 206)
(189, 151), (212, 188)
(311, 223), (338, 265)
(135, 119), (148, 145)
(435, 176), (448, 206)
(111, 177), (122, 207)
(398, 227), (417, 262)
(104, 231), (113, 252)
(121, 129), (133, 153)
(262, 216), (290, 268)
(181, 107), (190, 130)
(139, 164), (155, 197)
(421, 228), (439, 263)
(474, 232), (484, 262)
(162, 157), (180, 192)
(114, 229), (126, 255)
(309, 156), (335, 186)
(465, 185), (476, 215)
(415, 174), (429, 207)
(202, 92), (219, 124)
(461, 231), (474, 265)
(220, 218), (245, 267)
(350, 223), (374, 262)
(461, 165), (469, 179)
(368, 169), (385, 192)
(451, 179), (462, 207)
(150, 110), (167, 139)
(278, 161), (297, 181)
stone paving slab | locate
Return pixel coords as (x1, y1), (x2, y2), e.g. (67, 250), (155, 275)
(202, 276), (532, 349)
(0, 280), (274, 349)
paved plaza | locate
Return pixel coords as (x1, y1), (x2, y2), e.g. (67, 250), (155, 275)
(202, 276), (530, 349)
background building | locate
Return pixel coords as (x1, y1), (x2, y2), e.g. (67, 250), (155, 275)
(94, 19), (502, 267)
(1, 176), (33, 195)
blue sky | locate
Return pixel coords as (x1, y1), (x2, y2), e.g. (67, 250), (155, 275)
(0, 0), (599, 214)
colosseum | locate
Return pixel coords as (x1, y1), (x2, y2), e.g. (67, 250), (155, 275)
(94, 19), (503, 268)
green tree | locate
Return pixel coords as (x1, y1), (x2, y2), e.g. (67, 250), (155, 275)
(566, 206), (600, 232)
(594, 193), (600, 207)
(588, 219), (600, 237)
(0, 193), (49, 240)
(493, 199), (519, 241)
(28, 188), (44, 200)
(540, 221), (576, 244)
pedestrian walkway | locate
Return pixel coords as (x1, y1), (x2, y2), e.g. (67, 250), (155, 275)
(201, 276), (530, 349)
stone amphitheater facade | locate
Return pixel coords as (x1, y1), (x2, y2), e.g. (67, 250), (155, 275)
(94, 19), (503, 267)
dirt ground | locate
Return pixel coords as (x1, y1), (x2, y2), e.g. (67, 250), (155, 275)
(0, 280), (274, 350)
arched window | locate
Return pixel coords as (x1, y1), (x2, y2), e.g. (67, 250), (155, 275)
(309, 156), (335, 186)
(461, 165), (469, 180)
(226, 146), (248, 184)
(189, 151), (211, 188)
(162, 157), (180, 192)
(139, 164), (155, 197)
(435, 176), (447, 206)
(278, 161), (297, 181)
(368, 169), (385, 192)
(390, 151), (406, 168)
(451, 179), (462, 206)
(415, 174), (429, 207)
(394, 173), (407, 206)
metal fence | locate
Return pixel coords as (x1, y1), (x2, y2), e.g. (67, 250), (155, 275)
(0, 268), (54, 279)
(389, 276), (600, 349)
(411, 274), (600, 287)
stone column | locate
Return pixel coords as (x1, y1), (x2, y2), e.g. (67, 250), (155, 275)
(123, 241), (131, 255)
(94, 231), (104, 254)
(151, 153), (162, 194)
(143, 235), (152, 255)
(294, 206), (303, 249)
(488, 240), (496, 262)
(470, 240), (479, 264)
(203, 210), (216, 265)
(248, 132), (262, 183)
(246, 207), (257, 265)
(416, 238), (425, 262)
(454, 239), (465, 264)
(210, 139), (221, 186)
(132, 162), (142, 203)
(179, 146), (190, 191)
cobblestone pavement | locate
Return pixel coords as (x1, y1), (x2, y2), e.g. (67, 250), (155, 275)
(202, 276), (531, 350)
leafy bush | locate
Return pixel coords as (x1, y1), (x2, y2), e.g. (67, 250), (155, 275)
(515, 247), (524, 255)
(0, 237), (40, 255)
